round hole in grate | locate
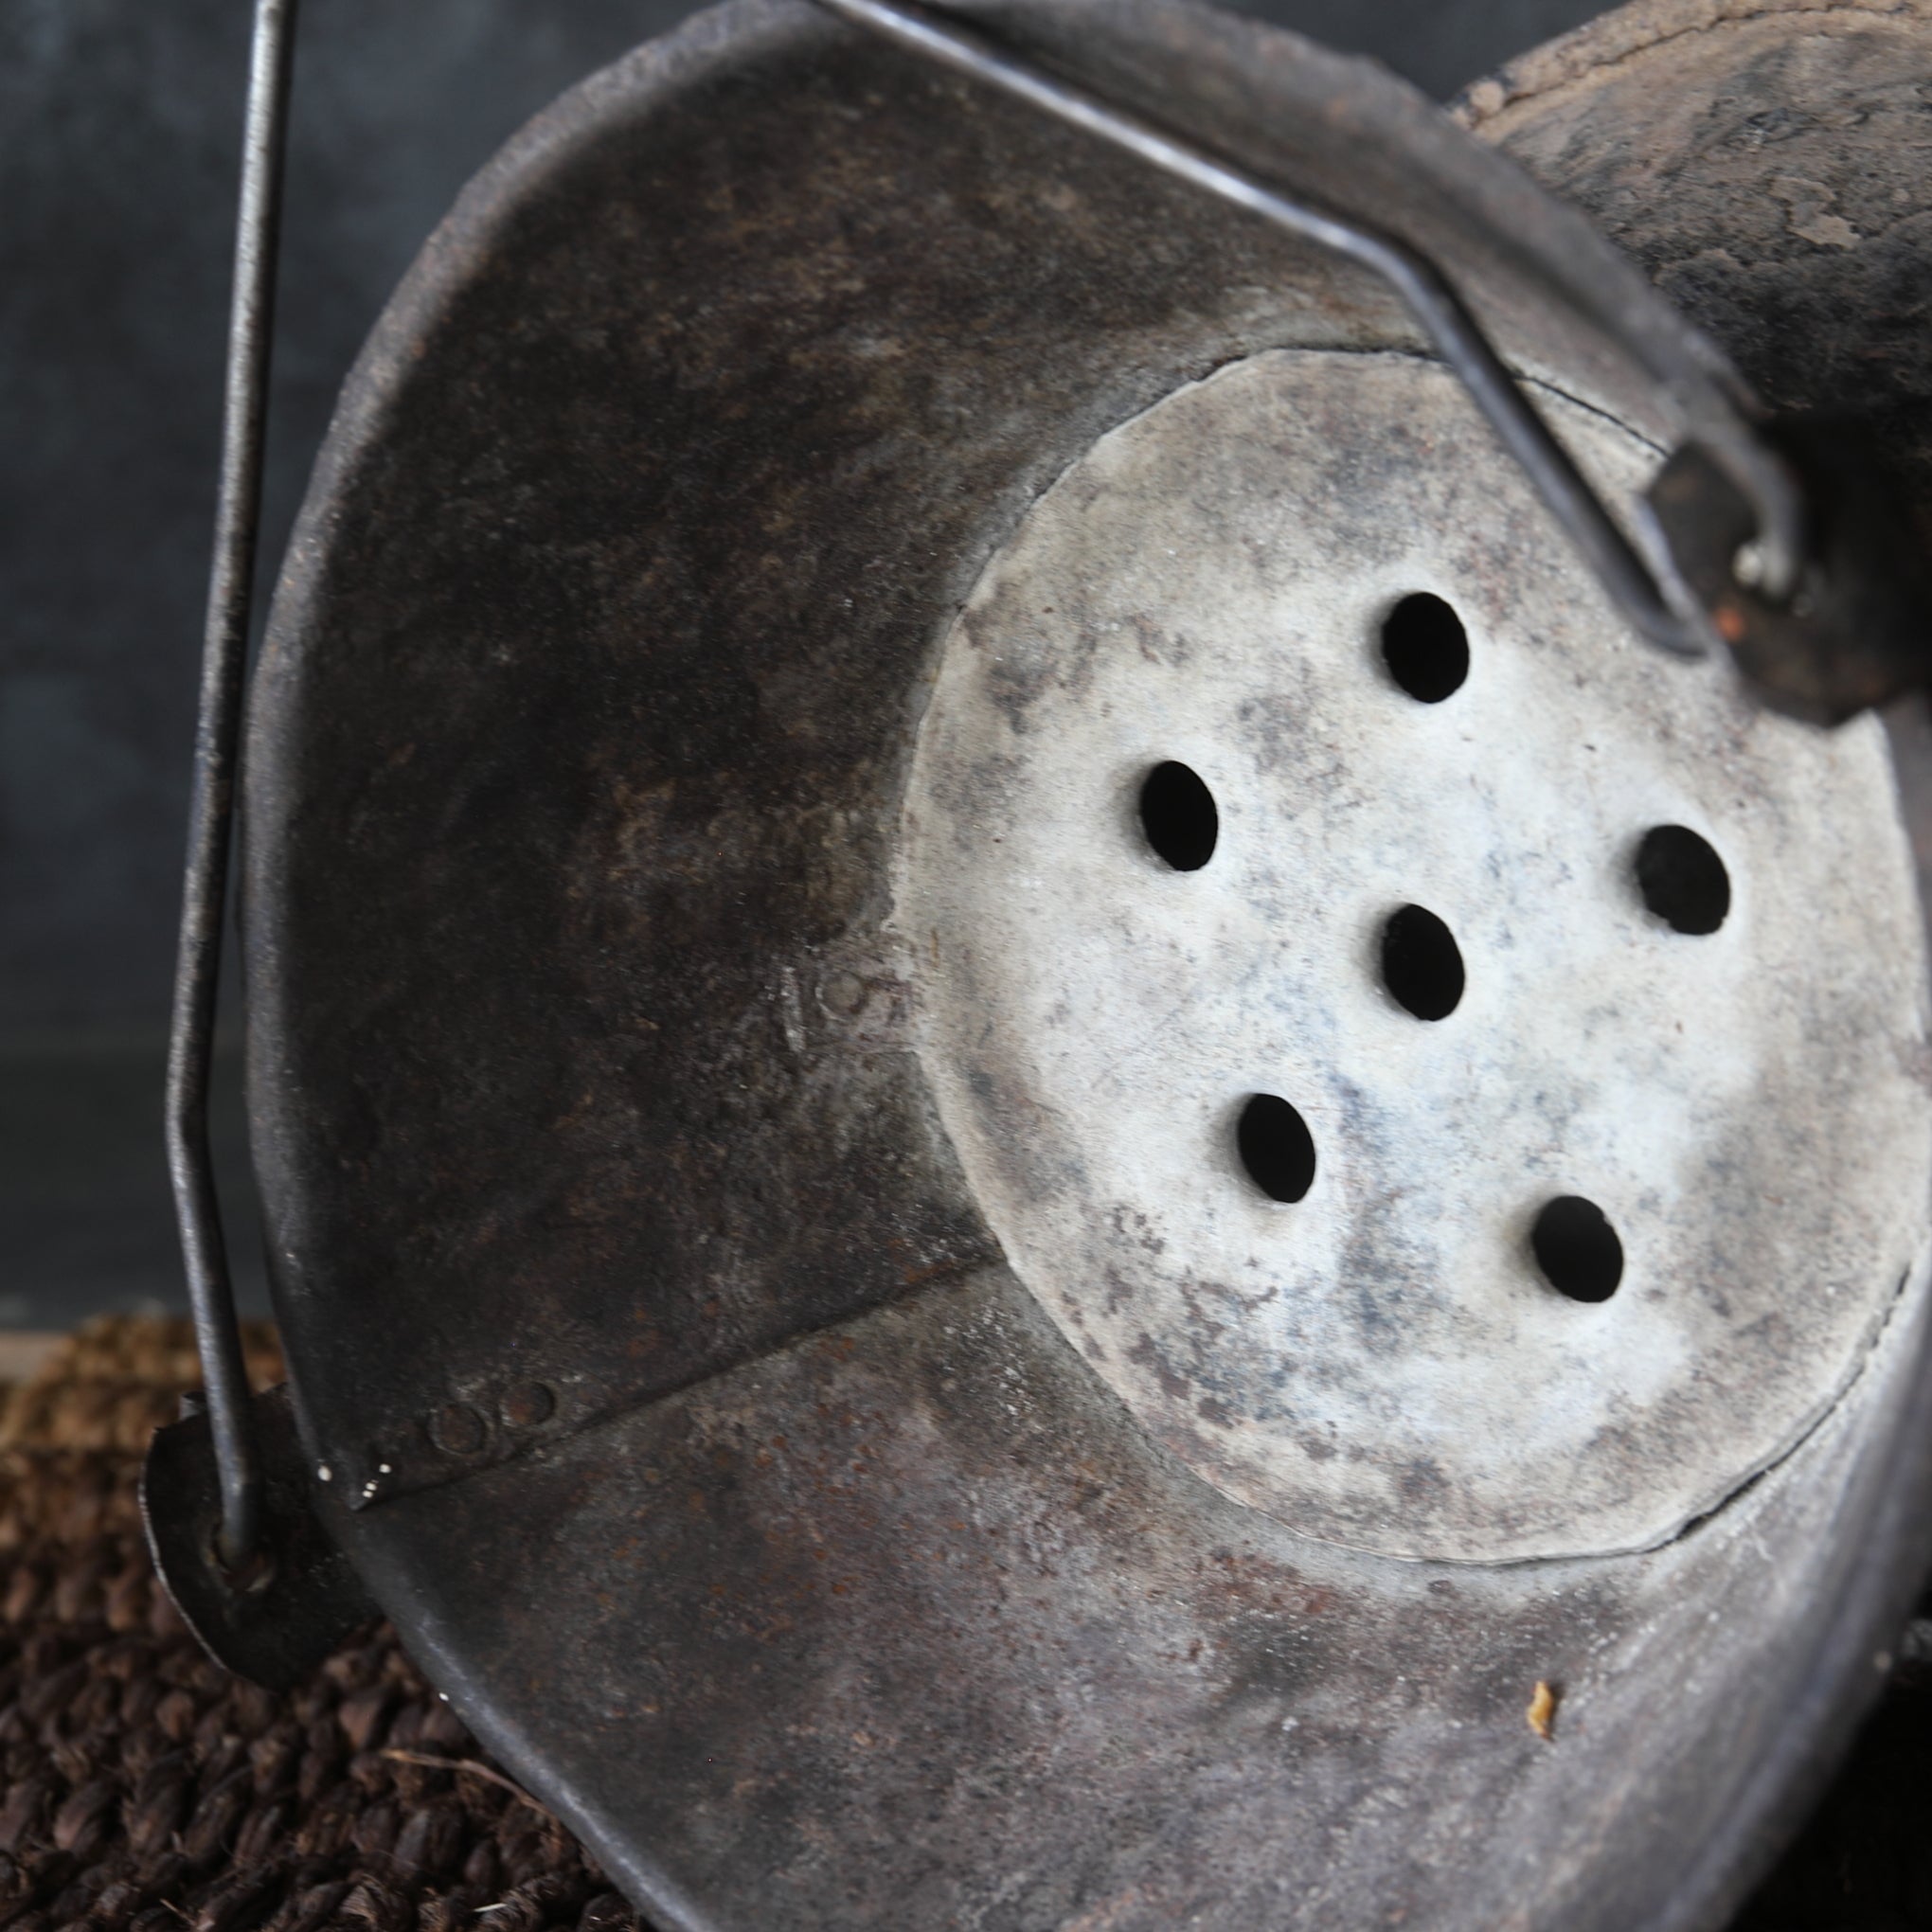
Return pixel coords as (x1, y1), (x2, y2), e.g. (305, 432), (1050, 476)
(1139, 760), (1218, 870)
(1380, 592), (1469, 703)
(1531, 1196), (1623, 1303)
(1636, 825), (1730, 935)
(1236, 1094), (1316, 1204)
(1380, 904), (1465, 1020)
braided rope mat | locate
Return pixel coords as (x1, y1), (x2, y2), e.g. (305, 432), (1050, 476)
(0, 1319), (645, 1932)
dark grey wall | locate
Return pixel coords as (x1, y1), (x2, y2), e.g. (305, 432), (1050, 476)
(0, 0), (1603, 1323)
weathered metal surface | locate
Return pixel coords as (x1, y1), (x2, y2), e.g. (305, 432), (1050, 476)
(899, 345), (1931, 1563)
(240, 0), (1932, 1926)
(331, 1262), (1932, 1930)
(1458, 0), (1932, 522)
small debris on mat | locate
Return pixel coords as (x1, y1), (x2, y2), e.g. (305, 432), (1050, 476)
(1528, 1679), (1559, 1741)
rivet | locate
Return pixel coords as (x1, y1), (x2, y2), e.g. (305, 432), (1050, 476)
(429, 1402), (488, 1456)
(821, 969), (868, 1016)
(500, 1381), (555, 1429)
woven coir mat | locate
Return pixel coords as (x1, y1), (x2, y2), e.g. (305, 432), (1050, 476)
(0, 1318), (644, 1932)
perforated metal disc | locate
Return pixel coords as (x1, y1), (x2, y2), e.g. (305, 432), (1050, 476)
(903, 346), (1930, 1564)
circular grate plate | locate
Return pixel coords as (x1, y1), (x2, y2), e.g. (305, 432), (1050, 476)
(903, 347), (1932, 1560)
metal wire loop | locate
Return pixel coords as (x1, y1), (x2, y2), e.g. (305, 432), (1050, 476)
(167, 0), (299, 1571)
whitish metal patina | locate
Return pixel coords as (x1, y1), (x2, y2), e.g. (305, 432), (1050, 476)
(900, 349), (1932, 1562)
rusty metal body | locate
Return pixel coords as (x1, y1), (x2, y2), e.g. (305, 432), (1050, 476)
(145, 1), (1932, 1925)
